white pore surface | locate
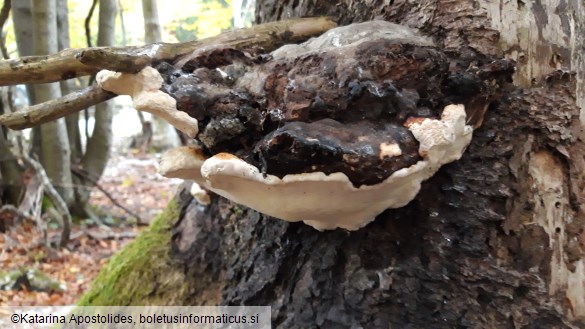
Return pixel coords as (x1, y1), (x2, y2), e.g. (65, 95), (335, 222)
(159, 146), (206, 182)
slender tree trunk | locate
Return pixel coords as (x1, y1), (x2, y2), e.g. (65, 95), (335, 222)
(117, 0), (126, 46)
(141, 0), (162, 44)
(56, 0), (82, 164)
(12, 0), (40, 157)
(11, 0), (33, 58)
(77, 0), (117, 207)
(141, 0), (181, 149)
(56, 0), (85, 216)
(80, 1), (585, 327)
(32, 0), (74, 205)
(233, 0), (255, 28)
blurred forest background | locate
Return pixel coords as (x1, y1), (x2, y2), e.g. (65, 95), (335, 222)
(0, 0), (253, 306)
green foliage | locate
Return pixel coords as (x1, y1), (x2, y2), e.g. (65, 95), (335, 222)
(68, 0), (99, 48)
(165, 0), (233, 42)
(3, 12), (17, 57)
(41, 195), (54, 212)
(5, 0), (236, 55)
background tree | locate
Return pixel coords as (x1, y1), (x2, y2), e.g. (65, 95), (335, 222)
(11, 0), (33, 99)
(58, 0), (83, 167)
(0, 101), (22, 206)
(72, 0), (117, 216)
(232, 0), (254, 28)
(0, 0), (22, 206)
(141, 0), (181, 149)
(2, 0), (119, 221)
(32, 0), (74, 205)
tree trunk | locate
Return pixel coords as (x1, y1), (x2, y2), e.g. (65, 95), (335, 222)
(141, 0), (181, 149)
(142, 0), (162, 44)
(12, 0), (40, 157)
(74, 0), (117, 210)
(32, 0), (74, 205)
(12, 0), (34, 59)
(56, 0), (82, 164)
(81, 1), (585, 328)
(0, 99), (22, 205)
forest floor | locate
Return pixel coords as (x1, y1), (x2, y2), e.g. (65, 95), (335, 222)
(0, 151), (180, 306)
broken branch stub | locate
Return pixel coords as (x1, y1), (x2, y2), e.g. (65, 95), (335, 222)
(155, 21), (514, 230)
(0, 85), (115, 130)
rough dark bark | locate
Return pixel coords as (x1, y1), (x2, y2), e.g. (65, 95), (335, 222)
(78, 1), (585, 328)
(0, 101), (22, 205)
(165, 1), (584, 328)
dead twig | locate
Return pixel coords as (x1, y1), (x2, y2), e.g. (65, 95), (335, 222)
(0, 85), (115, 130)
(0, 17), (336, 86)
(71, 167), (144, 225)
(0, 17), (336, 132)
(86, 230), (137, 240)
(85, 0), (98, 48)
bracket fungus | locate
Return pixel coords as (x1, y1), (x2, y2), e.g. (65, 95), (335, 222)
(158, 145), (207, 182)
(99, 21), (513, 230)
(198, 104), (471, 230)
(189, 182), (211, 206)
(96, 67), (199, 138)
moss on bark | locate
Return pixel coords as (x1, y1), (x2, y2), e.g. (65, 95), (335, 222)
(78, 199), (193, 305)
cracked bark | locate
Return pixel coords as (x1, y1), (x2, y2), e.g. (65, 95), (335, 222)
(167, 1), (585, 328)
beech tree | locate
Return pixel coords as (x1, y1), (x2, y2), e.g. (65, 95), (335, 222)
(73, 0), (118, 215)
(32, 0), (74, 205)
(1, 0), (119, 220)
(141, 0), (182, 149)
(0, 1), (584, 328)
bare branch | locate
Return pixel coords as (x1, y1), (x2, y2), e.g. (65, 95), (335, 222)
(0, 48), (98, 86)
(0, 17), (337, 86)
(71, 166), (144, 225)
(86, 230), (137, 240)
(0, 85), (115, 129)
(75, 48), (150, 72)
(117, 0), (126, 46)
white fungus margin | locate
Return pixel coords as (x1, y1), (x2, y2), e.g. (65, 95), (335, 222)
(159, 104), (472, 231)
(96, 66), (199, 138)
